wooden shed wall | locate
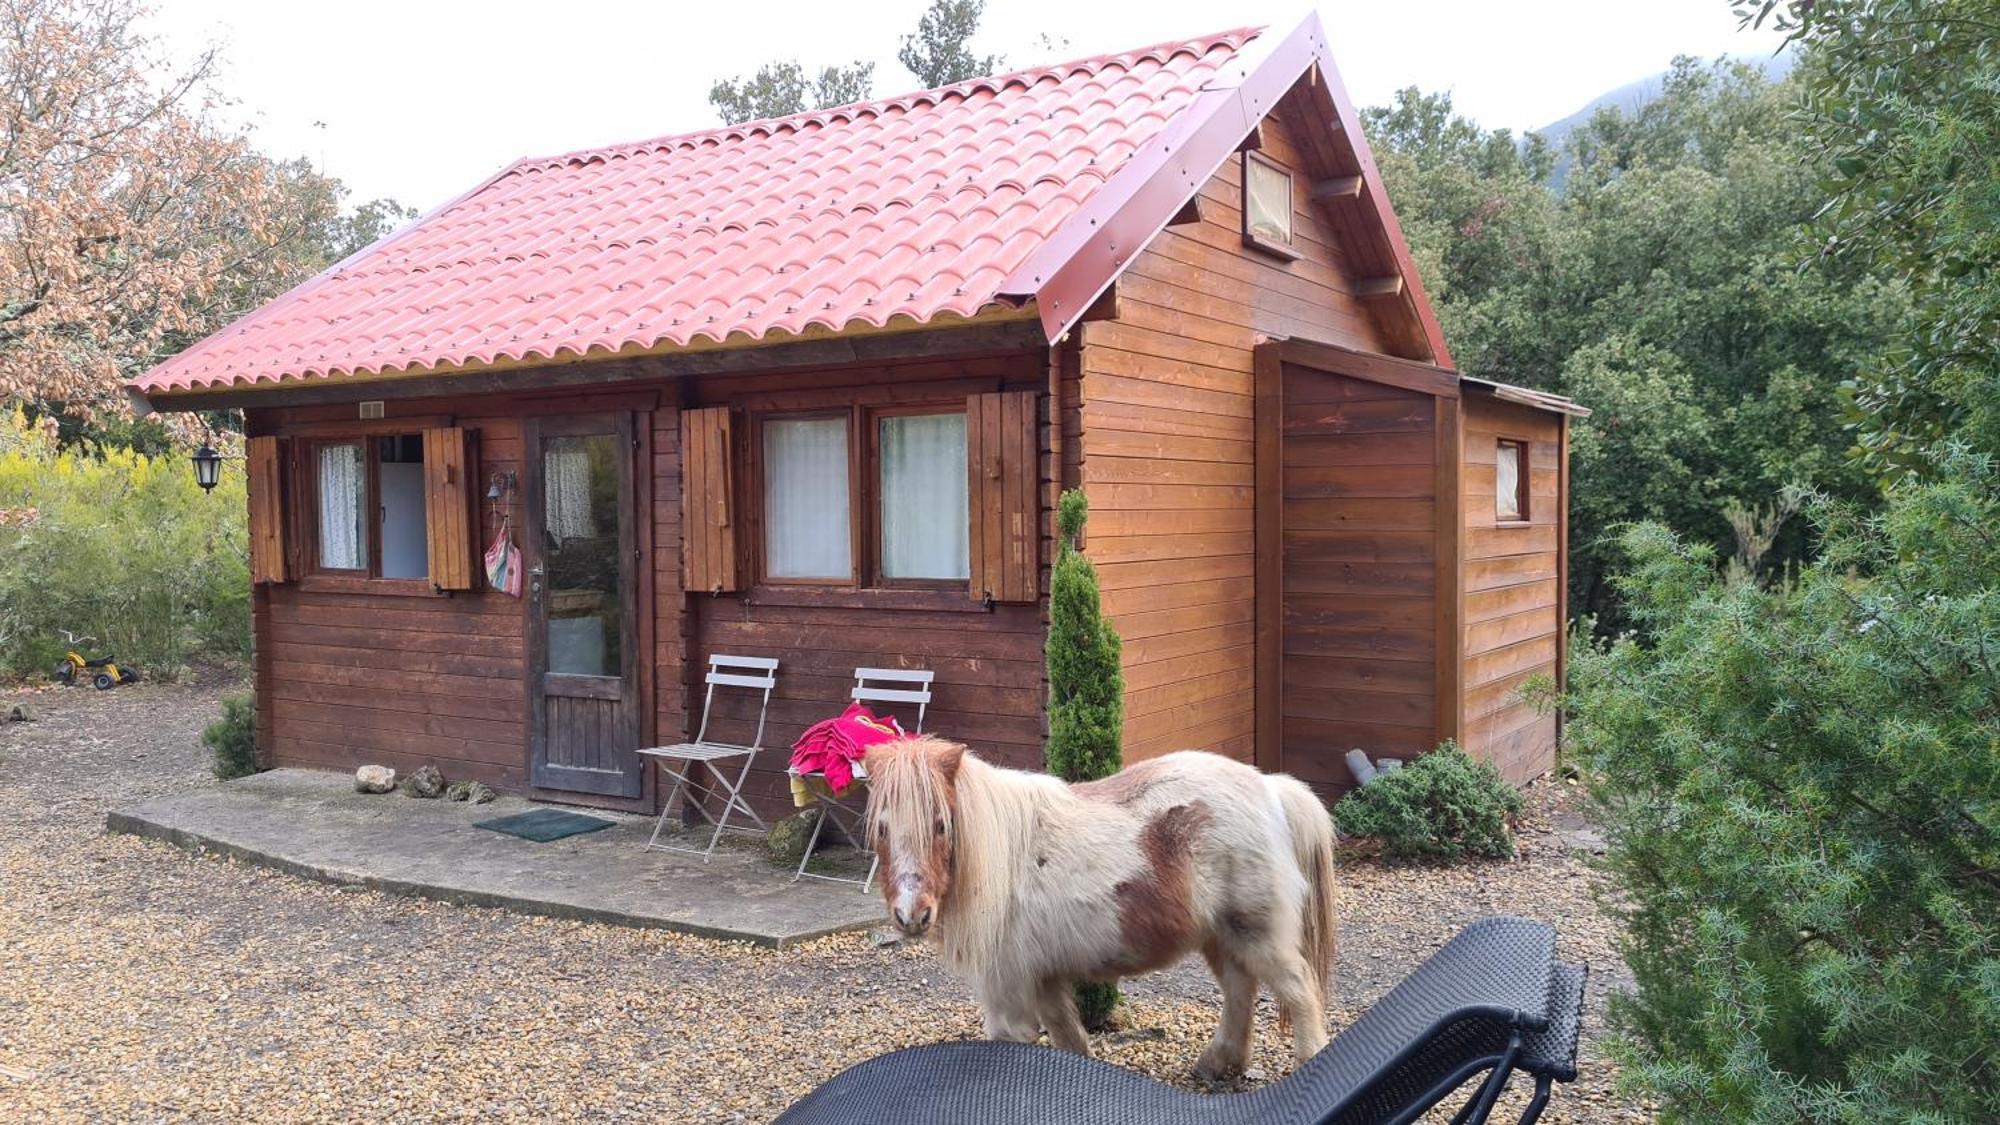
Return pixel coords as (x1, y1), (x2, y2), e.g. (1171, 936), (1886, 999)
(1276, 362), (1441, 792)
(244, 346), (1051, 821)
(675, 354), (1052, 817)
(1459, 394), (1565, 782)
(253, 410), (530, 790)
(1078, 105), (1394, 764)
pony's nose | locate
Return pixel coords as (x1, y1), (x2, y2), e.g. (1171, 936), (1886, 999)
(893, 905), (933, 934)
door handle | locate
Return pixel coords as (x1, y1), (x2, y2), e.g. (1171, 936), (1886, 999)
(528, 564), (544, 601)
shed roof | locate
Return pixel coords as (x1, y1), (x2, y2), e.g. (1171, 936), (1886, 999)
(132, 14), (1447, 400)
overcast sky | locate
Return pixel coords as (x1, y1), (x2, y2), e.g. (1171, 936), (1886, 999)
(150, 1), (1785, 213)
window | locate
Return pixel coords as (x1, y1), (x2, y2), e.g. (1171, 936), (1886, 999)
(758, 407), (970, 587)
(377, 436), (428, 579)
(1495, 439), (1529, 522)
(315, 442), (367, 570)
(878, 412), (969, 580)
(763, 416), (853, 581)
(311, 435), (429, 579)
(1242, 151), (1295, 254)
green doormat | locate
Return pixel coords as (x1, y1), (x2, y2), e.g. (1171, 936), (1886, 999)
(475, 808), (614, 842)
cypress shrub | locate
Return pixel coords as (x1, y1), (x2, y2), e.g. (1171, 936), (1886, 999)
(1045, 488), (1124, 1029)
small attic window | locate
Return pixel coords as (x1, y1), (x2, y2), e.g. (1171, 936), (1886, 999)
(1242, 152), (1298, 260)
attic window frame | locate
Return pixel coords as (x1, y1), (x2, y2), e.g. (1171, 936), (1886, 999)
(1241, 151), (1301, 262)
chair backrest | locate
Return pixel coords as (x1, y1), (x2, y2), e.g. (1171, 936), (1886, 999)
(852, 667), (933, 734)
(694, 654), (779, 749)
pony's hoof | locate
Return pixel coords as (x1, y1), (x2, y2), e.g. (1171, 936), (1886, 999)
(1192, 1048), (1246, 1082)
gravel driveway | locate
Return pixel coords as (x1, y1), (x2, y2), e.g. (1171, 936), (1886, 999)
(0, 676), (1653, 1122)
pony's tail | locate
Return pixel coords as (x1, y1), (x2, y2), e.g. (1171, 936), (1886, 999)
(1276, 776), (1339, 1011)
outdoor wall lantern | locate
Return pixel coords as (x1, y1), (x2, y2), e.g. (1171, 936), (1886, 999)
(192, 443), (222, 492)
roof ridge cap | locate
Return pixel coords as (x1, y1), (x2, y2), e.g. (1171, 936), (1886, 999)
(508, 25), (1266, 172)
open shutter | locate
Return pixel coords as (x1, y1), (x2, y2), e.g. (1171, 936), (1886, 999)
(966, 390), (1041, 604)
(245, 435), (290, 585)
(422, 426), (476, 590)
(681, 406), (739, 593)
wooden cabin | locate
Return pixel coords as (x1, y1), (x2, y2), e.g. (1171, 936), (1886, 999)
(131, 15), (1582, 816)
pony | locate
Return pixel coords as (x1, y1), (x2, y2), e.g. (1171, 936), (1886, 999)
(863, 735), (1338, 1079)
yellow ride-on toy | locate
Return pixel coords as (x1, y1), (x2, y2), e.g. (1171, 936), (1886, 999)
(52, 631), (138, 691)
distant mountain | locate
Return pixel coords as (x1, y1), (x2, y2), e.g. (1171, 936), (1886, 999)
(1535, 50), (1795, 187)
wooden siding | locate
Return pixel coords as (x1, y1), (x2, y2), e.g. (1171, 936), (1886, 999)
(243, 347), (1051, 820)
(1275, 362), (1440, 792)
(255, 409), (529, 790)
(680, 354), (1051, 821)
(1079, 102), (1393, 765)
(1459, 394), (1564, 783)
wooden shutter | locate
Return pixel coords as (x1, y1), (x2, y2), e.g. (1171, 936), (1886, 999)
(422, 426), (476, 590)
(680, 407), (739, 593)
(245, 435), (290, 585)
(967, 390), (1041, 604)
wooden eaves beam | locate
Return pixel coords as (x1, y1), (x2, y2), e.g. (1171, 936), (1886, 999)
(1355, 276), (1405, 301)
(1310, 175), (1363, 201)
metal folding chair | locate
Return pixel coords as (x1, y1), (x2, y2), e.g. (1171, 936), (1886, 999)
(791, 666), (933, 892)
(640, 654), (778, 860)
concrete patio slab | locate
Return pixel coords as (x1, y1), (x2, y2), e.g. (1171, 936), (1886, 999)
(106, 768), (884, 947)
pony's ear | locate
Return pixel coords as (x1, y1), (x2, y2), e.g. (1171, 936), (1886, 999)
(932, 740), (967, 783)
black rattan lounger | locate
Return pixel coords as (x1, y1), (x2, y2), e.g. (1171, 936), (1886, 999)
(776, 916), (1587, 1125)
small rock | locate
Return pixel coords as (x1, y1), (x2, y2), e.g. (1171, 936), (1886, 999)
(869, 926), (903, 948)
(444, 781), (473, 802)
(6, 703), (32, 722)
(354, 764), (396, 793)
(763, 807), (821, 865)
(463, 781), (496, 805)
(400, 764), (445, 799)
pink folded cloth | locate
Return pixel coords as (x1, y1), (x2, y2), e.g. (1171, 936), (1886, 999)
(790, 703), (905, 795)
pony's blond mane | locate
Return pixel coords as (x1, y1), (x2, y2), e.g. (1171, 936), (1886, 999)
(866, 737), (1048, 973)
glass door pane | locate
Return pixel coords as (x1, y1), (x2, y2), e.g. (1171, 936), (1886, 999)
(542, 433), (622, 676)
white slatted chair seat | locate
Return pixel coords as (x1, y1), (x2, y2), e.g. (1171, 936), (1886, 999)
(642, 654), (778, 860)
(641, 741), (758, 763)
(791, 667), (933, 892)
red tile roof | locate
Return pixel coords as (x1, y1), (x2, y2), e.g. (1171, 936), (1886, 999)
(133, 27), (1271, 396)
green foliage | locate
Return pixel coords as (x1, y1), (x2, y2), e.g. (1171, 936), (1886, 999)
(0, 410), (249, 679)
(1565, 7), (2000, 1119)
(1045, 487), (1124, 1029)
(1568, 508), (2000, 1122)
(707, 59), (876, 125)
(1742, 0), (2000, 478)
(1045, 489), (1122, 784)
(203, 693), (259, 780)
(1366, 65), (1902, 628)
(1333, 743), (1522, 861)
(899, 0), (1002, 87)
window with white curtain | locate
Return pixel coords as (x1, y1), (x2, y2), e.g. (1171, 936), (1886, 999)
(763, 416), (852, 580)
(879, 412), (969, 580)
(1495, 439), (1527, 522)
(317, 442), (367, 570)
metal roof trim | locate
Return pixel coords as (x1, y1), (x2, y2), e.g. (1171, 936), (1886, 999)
(999, 11), (1454, 365)
(1461, 376), (1592, 418)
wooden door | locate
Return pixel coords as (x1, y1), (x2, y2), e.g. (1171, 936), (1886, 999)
(524, 413), (642, 797)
